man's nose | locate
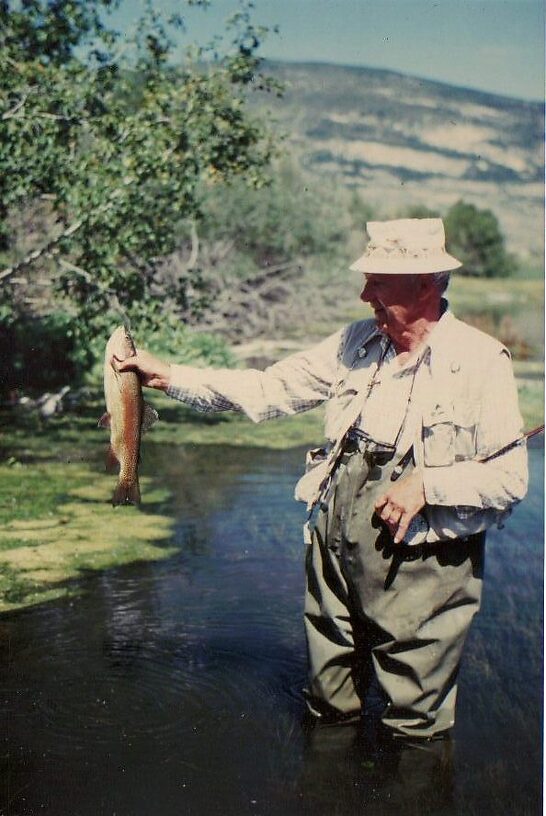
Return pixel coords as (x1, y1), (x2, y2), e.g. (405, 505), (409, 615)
(360, 280), (372, 302)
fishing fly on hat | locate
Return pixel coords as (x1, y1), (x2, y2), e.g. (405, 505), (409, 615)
(350, 218), (462, 275)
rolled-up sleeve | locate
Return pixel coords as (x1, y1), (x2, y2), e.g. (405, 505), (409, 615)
(165, 329), (344, 423)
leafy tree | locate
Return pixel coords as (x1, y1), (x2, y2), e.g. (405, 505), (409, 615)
(0, 0), (281, 339)
(444, 200), (516, 278)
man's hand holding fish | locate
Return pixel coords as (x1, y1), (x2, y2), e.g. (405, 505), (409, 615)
(114, 348), (172, 391)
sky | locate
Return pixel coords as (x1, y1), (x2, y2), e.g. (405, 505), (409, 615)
(108, 0), (545, 102)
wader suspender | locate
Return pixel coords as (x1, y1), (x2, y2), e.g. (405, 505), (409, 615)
(309, 340), (424, 513)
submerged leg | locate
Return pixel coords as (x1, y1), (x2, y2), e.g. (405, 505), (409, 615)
(345, 531), (485, 739)
(303, 508), (365, 721)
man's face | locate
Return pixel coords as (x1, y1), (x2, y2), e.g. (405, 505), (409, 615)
(360, 273), (422, 337)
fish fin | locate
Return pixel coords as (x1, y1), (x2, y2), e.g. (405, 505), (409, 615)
(98, 412), (111, 429)
(105, 445), (119, 472)
(112, 479), (141, 506)
(141, 402), (159, 432)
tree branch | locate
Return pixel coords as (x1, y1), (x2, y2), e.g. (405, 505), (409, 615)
(0, 219), (83, 283)
(186, 221), (199, 270)
(2, 93), (29, 120)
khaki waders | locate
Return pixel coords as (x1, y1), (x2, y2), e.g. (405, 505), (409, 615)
(304, 442), (485, 738)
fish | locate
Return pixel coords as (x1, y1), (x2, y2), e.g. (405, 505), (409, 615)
(98, 326), (158, 506)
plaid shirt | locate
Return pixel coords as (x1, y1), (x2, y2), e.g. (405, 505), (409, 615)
(167, 326), (350, 423)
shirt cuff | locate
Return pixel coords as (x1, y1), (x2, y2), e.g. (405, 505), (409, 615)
(165, 364), (227, 412)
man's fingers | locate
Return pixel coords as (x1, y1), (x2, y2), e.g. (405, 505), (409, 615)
(112, 354), (141, 373)
(375, 499), (412, 544)
(393, 515), (411, 544)
(377, 501), (401, 522)
(112, 354), (127, 371)
(374, 494), (388, 511)
(373, 472), (425, 544)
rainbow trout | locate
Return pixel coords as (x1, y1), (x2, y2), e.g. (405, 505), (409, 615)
(99, 326), (158, 505)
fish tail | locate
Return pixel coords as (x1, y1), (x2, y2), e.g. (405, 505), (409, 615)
(112, 478), (141, 506)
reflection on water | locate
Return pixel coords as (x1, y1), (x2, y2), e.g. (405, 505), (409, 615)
(0, 442), (543, 815)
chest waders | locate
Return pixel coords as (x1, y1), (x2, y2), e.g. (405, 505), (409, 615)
(304, 439), (485, 739)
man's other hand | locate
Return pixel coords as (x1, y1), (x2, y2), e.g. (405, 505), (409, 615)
(374, 470), (426, 545)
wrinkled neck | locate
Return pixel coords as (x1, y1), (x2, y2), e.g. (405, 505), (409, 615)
(389, 314), (439, 355)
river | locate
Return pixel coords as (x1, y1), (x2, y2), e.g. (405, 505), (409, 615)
(0, 441), (543, 815)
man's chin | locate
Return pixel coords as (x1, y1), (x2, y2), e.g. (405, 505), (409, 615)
(374, 311), (388, 330)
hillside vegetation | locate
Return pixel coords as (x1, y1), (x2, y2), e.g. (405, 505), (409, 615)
(256, 61), (544, 262)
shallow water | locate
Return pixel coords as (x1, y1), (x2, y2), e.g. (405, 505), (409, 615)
(1, 442), (543, 816)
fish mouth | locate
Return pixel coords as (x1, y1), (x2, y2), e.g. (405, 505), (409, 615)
(122, 325), (137, 356)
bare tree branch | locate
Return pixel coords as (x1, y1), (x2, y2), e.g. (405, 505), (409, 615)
(0, 219), (83, 283)
(2, 93), (29, 120)
(186, 221), (199, 270)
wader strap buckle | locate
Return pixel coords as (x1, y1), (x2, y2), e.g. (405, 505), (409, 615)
(390, 446), (414, 481)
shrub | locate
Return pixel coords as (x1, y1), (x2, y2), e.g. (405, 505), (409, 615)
(444, 200), (516, 278)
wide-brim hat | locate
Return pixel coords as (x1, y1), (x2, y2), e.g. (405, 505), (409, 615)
(350, 218), (462, 274)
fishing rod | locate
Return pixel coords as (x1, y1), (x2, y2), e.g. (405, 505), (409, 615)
(478, 423), (545, 464)
(389, 423), (544, 484)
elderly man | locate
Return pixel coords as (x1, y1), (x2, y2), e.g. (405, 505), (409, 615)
(118, 218), (528, 740)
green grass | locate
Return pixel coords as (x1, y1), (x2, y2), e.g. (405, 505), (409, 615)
(447, 274), (543, 308)
(513, 361), (544, 429)
(0, 404), (177, 612)
(148, 394), (326, 448)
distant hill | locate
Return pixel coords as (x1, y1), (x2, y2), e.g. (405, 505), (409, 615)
(256, 61), (544, 259)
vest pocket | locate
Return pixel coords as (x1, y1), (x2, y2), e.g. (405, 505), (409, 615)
(422, 400), (478, 467)
(452, 399), (479, 461)
(423, 422), (455, 466)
